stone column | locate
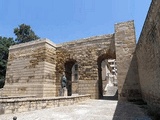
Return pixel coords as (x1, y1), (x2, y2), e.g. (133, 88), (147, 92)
(115, 21), (142, 100)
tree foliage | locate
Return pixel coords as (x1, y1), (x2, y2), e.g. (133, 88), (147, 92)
(0, 24), (39, 88)
(14, 24), (39, 43)
(0, 37), (15, 88)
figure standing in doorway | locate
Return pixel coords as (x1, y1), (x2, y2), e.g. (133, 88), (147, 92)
(60, 72), (67, 96)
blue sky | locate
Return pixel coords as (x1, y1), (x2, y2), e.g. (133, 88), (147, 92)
(0, 0), (151, 44)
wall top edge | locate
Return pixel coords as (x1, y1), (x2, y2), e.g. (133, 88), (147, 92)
(57, 34), (114, 47)
(114, 20), (134, 26)
(9, 38), (56, 50)
(0, 94), (91, 102)
(138, 1), (153, 42)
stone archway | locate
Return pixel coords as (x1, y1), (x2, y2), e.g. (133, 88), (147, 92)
(64, 59), (77, 96)
(97, 54), (117, 99)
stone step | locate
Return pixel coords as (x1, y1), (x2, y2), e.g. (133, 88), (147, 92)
(104, 86), (117, 96)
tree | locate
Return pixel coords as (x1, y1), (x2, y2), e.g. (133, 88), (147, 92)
(0, 37), (15, 88)
(0, 24), (39, 88)
(14, 24), (39, 43)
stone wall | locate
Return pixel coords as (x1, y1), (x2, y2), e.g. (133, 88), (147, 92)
(136, 0), (160, 113)
(115, 21), (142, 100)
(0, 94), (91, 115)
(3, 39), (57, 97)
(3, 21), (142, 100)
(56, 35), (115, 98)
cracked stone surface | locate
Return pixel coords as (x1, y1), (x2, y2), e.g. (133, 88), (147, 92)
(0, 99), (151, 120)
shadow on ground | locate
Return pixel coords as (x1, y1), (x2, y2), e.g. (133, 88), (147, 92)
(110, 54), (152, 120)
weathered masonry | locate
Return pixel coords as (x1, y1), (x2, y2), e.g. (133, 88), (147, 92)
(136, 0), (160, 114)
(2, 0), (160, 116)
(2, 21), (141, 100)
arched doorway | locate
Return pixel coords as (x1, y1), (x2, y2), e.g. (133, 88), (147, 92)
(64, 60), (77, 96)
(97, 54), (118, 99)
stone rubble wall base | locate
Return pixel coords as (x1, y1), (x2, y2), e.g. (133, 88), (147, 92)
(0, 94), (91, 115)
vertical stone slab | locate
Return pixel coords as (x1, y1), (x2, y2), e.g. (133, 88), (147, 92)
(115, 21), (142, 100)
(3, 39), (57, 97)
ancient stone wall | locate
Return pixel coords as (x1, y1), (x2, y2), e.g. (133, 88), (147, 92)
(115, 21), (142, 100)
(3, 39), (57, 97)
(136, 0), (160, 113)
(2, 21), (142, 100)
(57, 35), (115, 98)
(0, 94), (91, 115)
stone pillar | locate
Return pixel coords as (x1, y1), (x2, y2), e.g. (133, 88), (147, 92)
(60, 87), (68, 96)
(3, 39), (57, 98)
(115, 21), (142, 100)
(63, 87), (68, 96)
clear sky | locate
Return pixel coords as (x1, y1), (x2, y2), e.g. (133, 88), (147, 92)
(0, 0), (151, 44)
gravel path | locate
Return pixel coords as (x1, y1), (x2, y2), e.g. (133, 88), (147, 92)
(0, 99), (151, 120)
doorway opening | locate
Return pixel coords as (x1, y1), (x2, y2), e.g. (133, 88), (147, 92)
(64, 60), (77, 96)
(97, 55), (118, 100)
